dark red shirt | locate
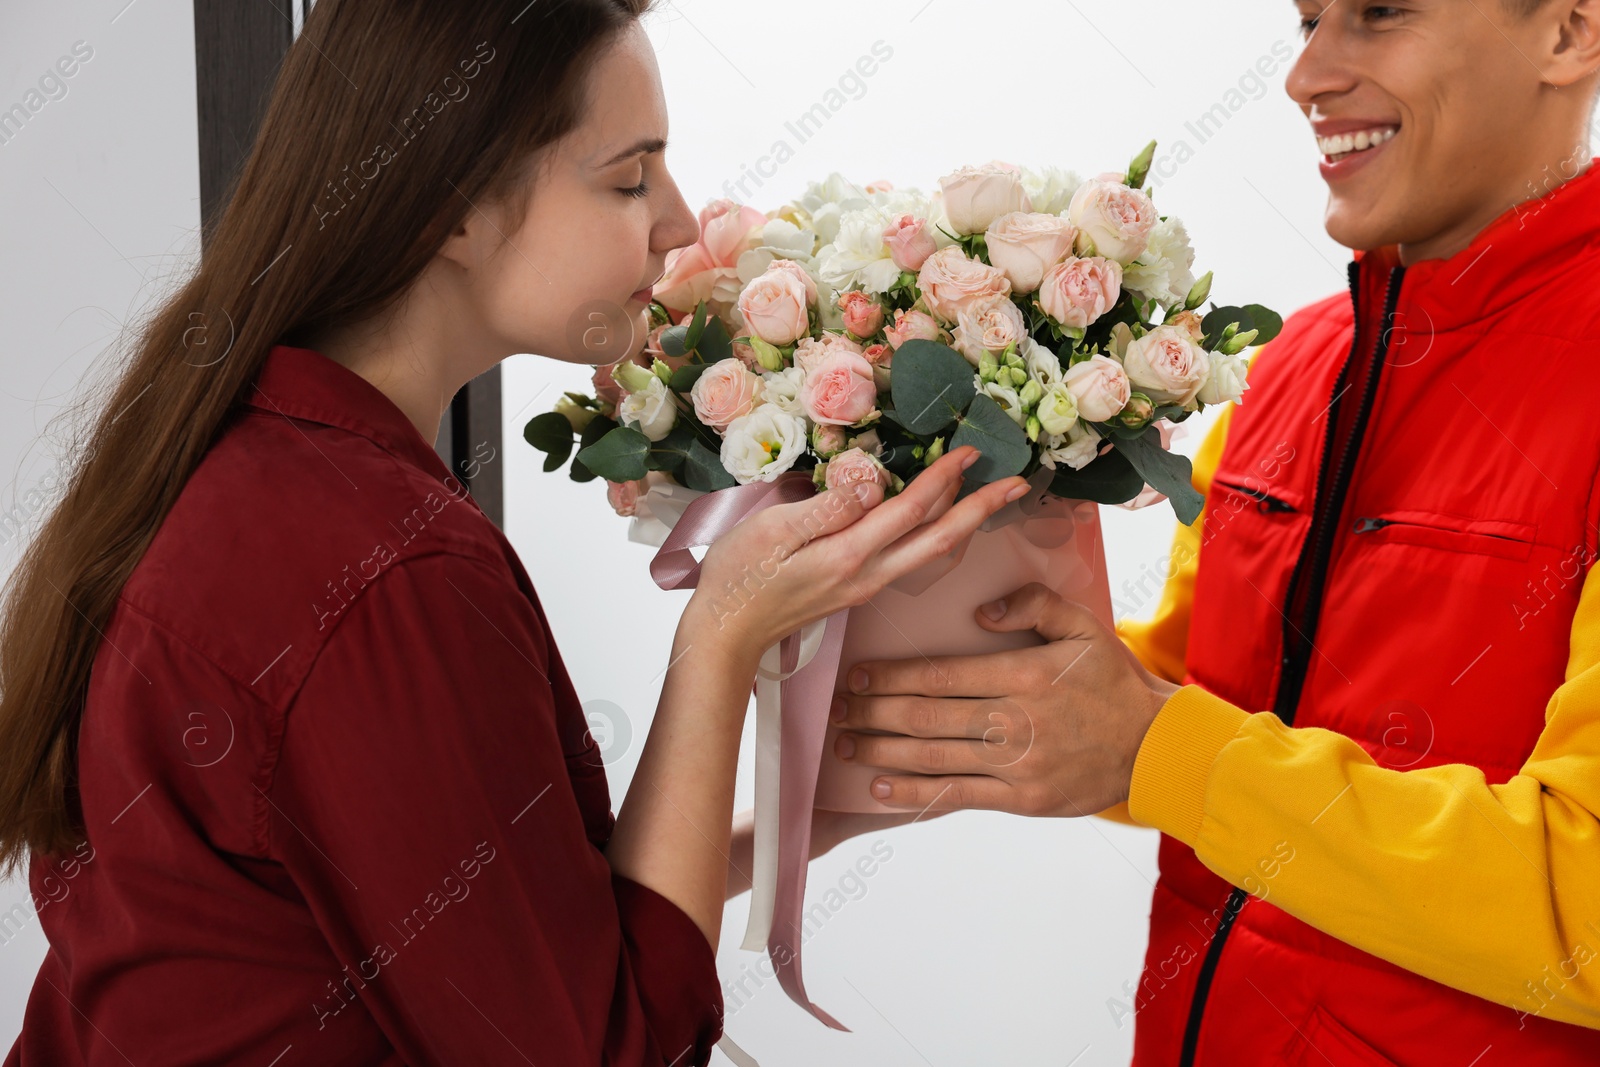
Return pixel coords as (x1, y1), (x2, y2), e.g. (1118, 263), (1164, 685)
(4, 345), (723, 1066)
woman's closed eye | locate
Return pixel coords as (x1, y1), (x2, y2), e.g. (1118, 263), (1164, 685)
(620, 179), (651, 200)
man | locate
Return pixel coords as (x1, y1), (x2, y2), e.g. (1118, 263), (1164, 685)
(832, 1), (1600, 1063)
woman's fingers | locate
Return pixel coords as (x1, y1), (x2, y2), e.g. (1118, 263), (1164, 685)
(763, 480), (884, 554)
(844, 445), (980, 548)
(862, 474), (1028, 589)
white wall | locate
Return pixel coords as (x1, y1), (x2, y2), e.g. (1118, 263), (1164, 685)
(0, 0), (1347, 1063)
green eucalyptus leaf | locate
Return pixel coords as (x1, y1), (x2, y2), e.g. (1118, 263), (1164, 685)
(669, 362), (713, 393)
(1112, 426), (1205, 525)
(891, 340), (978, 434)
(1047, 444), (1148, 505)
(575, 425), (650, 483)
(683, 439), (737, 491)
(697, 315), (733, 364)
(660, 324), (690, 359)
(1241, 304), (1283, 346)
(950, 394), (1030, 485)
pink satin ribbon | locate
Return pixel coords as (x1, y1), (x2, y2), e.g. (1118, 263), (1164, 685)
(648, 471), (853, 1029)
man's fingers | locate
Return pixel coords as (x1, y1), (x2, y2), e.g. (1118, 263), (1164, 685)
(844, 647), (1045, 699)
(865, 774), (1018, 814)
(838, 733), (996, 776)
(833, 694), (994, 738)
(975, 582), (1103, 643)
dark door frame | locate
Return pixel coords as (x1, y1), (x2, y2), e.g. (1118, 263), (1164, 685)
(191, 0), (505, 527)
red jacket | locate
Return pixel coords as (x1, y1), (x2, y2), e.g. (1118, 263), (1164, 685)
(4, 345), (723, 1065)
(1132, 164), (1600, 1065)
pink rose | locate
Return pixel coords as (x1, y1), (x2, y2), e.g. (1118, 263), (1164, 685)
(824, 447), (892, 493)
(1122, 325), (1211, 406)
(862, 342), (892, 367)
(801, 350), (879, 426)
(592, 363), (625, 408)
(1063, 355), (1132, 423)
(938, 162), (1032, 235)
(985, 212), (1078, 294)
(1038, 256), (1123, 330)
(738, 261), (814, 346)
(606, 478), (644, 517)
(812, 424), (849, 458)
(1067, 179), (1159, 264)
(642, 322), (692, 372)
(838, 291), (887, 339)
(916, 246), (1012, 325)
(690, 357), (764, 430)
(884, 308), (946, 350)
(951, 296), (1028, 367)
(654, 199), (768, 313)
(864, 179), (895, 194)
(883, 213), (939, 272)
(1164, 309), (1205, 342)
(794, 333), (865, 374)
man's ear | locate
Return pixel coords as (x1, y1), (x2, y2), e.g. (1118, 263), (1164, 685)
(1546, 0), (1600, 89)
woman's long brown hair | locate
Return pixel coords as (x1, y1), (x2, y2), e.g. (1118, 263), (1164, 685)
(0, 0), (654, 874)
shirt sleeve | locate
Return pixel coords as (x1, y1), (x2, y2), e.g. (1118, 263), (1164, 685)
(1128, 569), (1600, 1030)
(1095, 398), (1236, 827)
(266, 550), (724, 1066)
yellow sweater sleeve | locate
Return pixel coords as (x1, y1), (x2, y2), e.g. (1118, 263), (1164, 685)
(1128, 572), (1600, 1030)
(1094, 402), (1235, 827)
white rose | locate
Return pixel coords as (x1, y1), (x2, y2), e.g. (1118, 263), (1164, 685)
(939, 162), (1032, 235)
(1197, 352), (1250, 406)
(759, 366), (806, 415)
(951, 296), (1029, 367)
(1067, 178), (1159, 264)
(818, 208), (903, 295)
(1124, 325), (1211, 406)
(616, 376), (677, 442)
(1035, 384), (1080, 436)
(721, 407), (808, 484)
(985, 211), (1079, 294)
(1041, 421), (1102, 471)
(1122, 217), (1197, 308)
(979, 379), (1027, 426)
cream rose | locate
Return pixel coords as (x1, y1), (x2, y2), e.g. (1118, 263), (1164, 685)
(801, 350), (879, 426)
(1062, 355), (1132, 423)
(939, 162), (1032, 235)
(721, 408), (808, 484)
(1123, 325), (1211, 406)
(916, 246), (1012, 324)
(758, 365), (806, 415)
(1035, 384), (1080, 436)
(738, 260), (814, 346)
(690, 358), (763, 430)
(1067, 179), (1159, 265)
(1037, 256), (1123, 330)
(793, 332), (866, 374)
(985, 212), (1078, 294)
(951, 296), (1029, 367)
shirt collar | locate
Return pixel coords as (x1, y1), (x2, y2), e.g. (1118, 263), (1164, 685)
(245, 344), (461, 490)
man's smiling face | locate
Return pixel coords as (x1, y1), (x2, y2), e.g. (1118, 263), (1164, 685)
(1287, 0), (1594, 261)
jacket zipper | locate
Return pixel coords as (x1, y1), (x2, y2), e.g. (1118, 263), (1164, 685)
(1352, 516), (1528, 542)
(1214, 479), (1296, 514)
(1176, 261), (1406, 1067)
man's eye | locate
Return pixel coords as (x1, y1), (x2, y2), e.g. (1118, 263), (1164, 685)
(1300, 16), (1319, 37)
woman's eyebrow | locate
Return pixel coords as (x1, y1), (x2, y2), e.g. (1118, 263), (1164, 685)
(594, 136), (668, 169)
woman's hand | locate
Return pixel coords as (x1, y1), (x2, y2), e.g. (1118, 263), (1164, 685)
(831, 583), (1182, 817)
(685, 445), (1030, 669)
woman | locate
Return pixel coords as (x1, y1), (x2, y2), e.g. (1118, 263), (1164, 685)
(0, 2), (1029, 1064)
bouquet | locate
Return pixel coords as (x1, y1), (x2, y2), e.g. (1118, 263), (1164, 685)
(526, 140), (1278, 527)
(525, 142), (1276, 1032)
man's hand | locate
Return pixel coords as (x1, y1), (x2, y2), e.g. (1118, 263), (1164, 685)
(831, 582), (1182, 817)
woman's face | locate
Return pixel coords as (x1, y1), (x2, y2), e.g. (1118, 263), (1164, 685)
(471, 23), (700, 368)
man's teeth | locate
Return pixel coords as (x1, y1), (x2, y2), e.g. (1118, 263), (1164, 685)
(1317, 127), (1398, 158)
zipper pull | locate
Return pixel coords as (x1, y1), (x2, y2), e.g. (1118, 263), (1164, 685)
(1353, 517), (1390, 533)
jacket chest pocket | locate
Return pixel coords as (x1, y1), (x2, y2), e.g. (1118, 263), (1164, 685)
(1349, 509), (1537, 562)
(1187, 475), (1310, 709)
